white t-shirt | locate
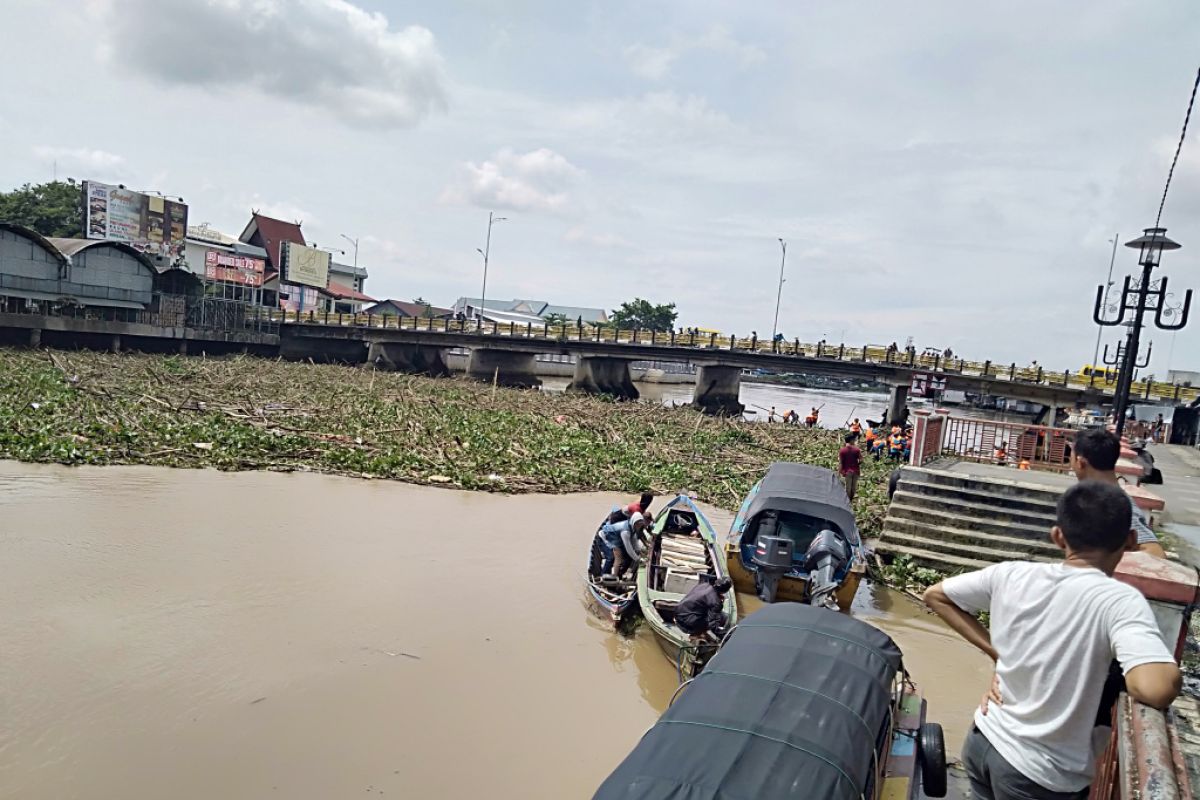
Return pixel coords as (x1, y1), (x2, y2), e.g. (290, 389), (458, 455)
(942, 562), (1174, 792)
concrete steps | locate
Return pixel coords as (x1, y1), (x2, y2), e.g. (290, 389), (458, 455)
(878, 465), (1066, 571)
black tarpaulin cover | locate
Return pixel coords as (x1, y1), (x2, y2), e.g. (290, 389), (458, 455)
(593, 603), (903, 800)
(743, 462), (860, 545)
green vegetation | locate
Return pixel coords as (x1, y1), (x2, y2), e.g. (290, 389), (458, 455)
(877, 554), (945, 592)
(0, 180), (84, 237)
(608, 298), (678, 332)
(0, 349), (895, 529)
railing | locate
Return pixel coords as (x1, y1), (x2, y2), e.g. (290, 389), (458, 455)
(267, 311), (1198, 404)
(0, 291), (279, 336)
(1090, 694), (1192, 799)
(936, 416), (1076, 472)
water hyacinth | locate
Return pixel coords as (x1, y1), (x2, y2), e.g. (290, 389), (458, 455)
(0, 350), (894, 534)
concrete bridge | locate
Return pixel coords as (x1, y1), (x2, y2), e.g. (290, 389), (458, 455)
(1, 307), (1195, 417)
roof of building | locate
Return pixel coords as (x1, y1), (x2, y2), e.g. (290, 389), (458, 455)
(331, 261), (369, 279)
(365, 298), (453, 317)
(46, 237), (159, 273)
(454, 297), (608, 323)
(238, 213), (305, 270)
(0, 222), (68, 266)
(324, 280), (376, 303)
(186, 224), (238, 246)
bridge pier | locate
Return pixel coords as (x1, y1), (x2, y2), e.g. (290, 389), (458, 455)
(693, 364), (744, 416)
(367, 341), (450, 376)
(28, 328), (40, 348)
(886, 384), (909, 427)
(568, 356), (638, 399)
(467, 348), (541, 388)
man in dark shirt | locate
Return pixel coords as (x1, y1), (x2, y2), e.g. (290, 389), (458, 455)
(838, 433), (862, 501)
(675, 577), (732, 640)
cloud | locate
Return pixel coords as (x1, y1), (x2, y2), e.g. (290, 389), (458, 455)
(92, 0), (447, 128)
(564, 226), (630, 248)
(32, 146), (124, 172)
(440, 148), (584, 213)
(623, 25), (765, 80)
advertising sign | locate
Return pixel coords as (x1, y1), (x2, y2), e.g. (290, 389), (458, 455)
(203, 251), (266, 286)
(282, 241), (330, 289)
(910, 373), (947, 398)
(83, 180), (188, 259)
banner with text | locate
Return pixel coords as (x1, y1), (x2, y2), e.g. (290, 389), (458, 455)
(203, 250), (266, 286)
(83, 180), (188, 259)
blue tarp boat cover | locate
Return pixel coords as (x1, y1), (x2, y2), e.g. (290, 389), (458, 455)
(593, 603), (903, 800)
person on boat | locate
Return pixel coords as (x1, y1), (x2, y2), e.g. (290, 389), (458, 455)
(606, 492), (655, 525)
(994, 441), (1009, 466)
(838, 433), (862, 501)
(1070, 429), (1164, 559)
(599, 512), (648, 577)
(675, 577), (733, 641)
(923, 481), (1180, 800)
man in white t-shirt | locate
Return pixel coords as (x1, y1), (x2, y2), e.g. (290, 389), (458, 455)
(924, 481), (1180, 799)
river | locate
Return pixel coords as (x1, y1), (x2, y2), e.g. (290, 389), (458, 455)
(0, 462), (991, 799)
(542, 378), (1031, 429)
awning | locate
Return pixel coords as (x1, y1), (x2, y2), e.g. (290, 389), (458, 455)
(325, 280), (375, 303)
(0, 289), (146, 310)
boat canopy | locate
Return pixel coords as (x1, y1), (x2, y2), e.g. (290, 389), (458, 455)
(742, 462), (860, 545)
(593, 603), (903, 800)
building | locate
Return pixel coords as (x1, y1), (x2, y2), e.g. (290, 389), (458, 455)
(0, 222), (158, 313)
(1168, 369), (1200, 387)
(365, 299), (453, 318)
(185, 224), (270, 303)
(452, 297), (608, 324)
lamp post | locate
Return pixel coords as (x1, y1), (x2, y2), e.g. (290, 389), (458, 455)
(1093, 227), (1192, 436)
(1090, 234), (1119, 376)
(339, 234), (359, 270)
(476, 211), (507, 323)
(771, 238), (787, 343)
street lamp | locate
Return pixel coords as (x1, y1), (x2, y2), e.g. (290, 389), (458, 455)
(476, 211), (507, 322)
(339, 234), (359, 270)
(771, 238), (786, 344)
(1093, 227), (1192, 436)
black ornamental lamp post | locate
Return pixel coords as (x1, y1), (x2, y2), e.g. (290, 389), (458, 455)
(1093, 227), (1191, 437)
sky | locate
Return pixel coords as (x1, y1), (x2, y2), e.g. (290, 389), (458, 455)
(2, 0), (1199, 374)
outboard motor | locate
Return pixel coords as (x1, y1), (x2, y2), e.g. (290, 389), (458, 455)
(752, 530), (794, 604)
(804, 529), (849, 610)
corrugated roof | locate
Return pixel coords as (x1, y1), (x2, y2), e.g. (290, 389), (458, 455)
(325, 280), (375, 303)
(46, 238), (158, 274)
(366, 299), (452, 317)
(0, 223), (67, 266)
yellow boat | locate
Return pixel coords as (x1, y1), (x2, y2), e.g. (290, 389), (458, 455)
(726, 462), (867, 611)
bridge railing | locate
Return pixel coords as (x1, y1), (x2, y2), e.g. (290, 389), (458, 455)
(266, 310), (1199, 404)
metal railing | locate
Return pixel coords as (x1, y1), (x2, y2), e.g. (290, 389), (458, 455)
(939, 416), (1076, 472)
(267, 311), (1199, 404)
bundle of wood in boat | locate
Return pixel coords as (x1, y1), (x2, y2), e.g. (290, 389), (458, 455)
(593, 583), (635, 600)
(659, 537), (708, 572)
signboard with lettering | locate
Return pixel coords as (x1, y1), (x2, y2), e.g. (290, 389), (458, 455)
(203, 251), (266, 286)
(83, 180), (188, 259)
(282, 241), (330, 289)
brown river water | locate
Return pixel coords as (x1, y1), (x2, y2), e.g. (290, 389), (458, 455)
(0, 462), (991, 799)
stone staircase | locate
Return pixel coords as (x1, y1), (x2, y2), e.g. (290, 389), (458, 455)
(877, 466), (1065, 573)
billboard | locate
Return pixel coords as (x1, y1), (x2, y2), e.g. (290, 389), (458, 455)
(282, 241), (330, 289)
(83, 180), (188, 259)
(204, 250), (266, 286)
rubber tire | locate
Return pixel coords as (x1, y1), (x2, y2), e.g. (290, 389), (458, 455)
(918, 722), (948, 798)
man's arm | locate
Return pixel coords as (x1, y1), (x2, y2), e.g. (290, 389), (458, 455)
(1124, 662), (1182, 709)
(1138, 541), (1167, 559)
(923, 583), (998, 661)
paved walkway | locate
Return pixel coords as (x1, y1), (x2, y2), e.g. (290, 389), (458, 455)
(1146, 445), (1200, 564)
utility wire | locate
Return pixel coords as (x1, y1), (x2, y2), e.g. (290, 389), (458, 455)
(1156, 66), (1200, 226)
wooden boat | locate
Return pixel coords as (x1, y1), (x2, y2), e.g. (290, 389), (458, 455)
(726, 462), (868, 610)
(637, 495), (738, 680)
(585, 515), (639, 629)
(594, 603), (948, 800)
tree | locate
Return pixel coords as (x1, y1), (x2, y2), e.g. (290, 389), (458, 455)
(413, 297), (435, 318)
(542, 312), (569, 327)
(608, 298), (678, 332)
(0, 181), (84, 237)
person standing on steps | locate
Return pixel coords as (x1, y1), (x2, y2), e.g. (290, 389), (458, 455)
(1070, 429), (1165, 559)
(924, 481), (1180, 800)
